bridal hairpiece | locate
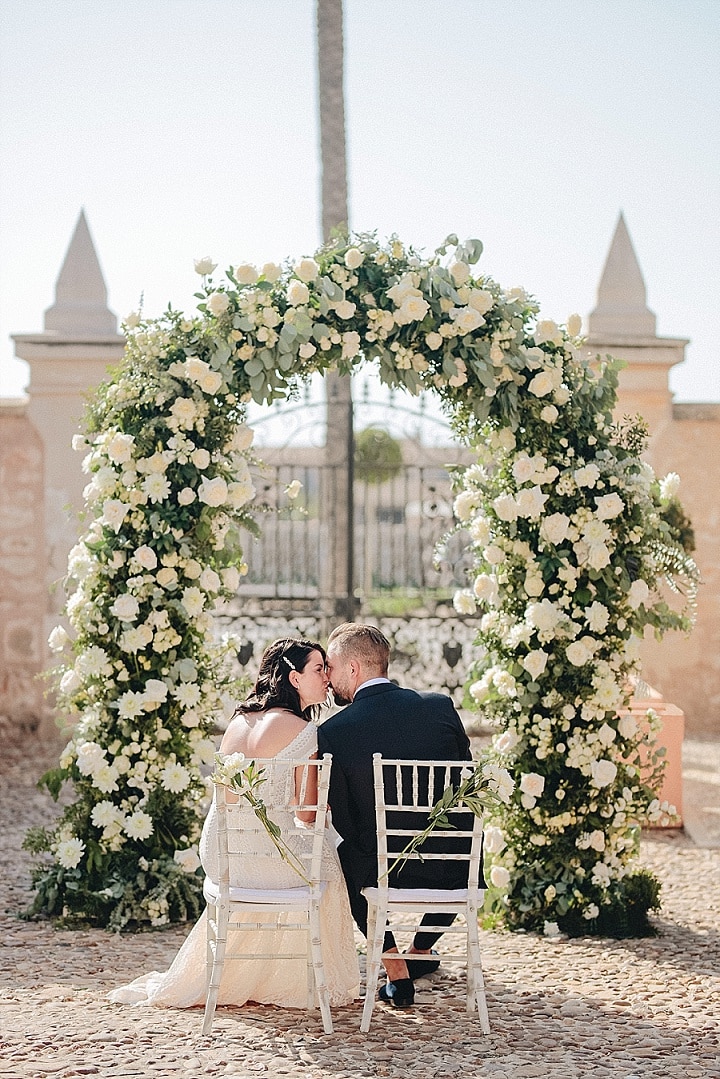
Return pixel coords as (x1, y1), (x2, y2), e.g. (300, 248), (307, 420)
(282, 655), (297, 671)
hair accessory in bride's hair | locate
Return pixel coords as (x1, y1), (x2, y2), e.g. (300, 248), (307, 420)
(282, 655), (297, 671)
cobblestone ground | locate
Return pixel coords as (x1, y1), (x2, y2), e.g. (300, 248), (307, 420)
(1, 735), (718, 1079)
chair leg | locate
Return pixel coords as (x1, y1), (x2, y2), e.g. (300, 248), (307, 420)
(466, 906), (490, 1034)
(360, 901), (386, 1034)
(309, 899), (333, 1035)
(202, 903), (228, 1035)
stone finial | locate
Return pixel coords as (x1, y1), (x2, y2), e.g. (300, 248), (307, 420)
(588, 213), (657, 338)
(43, 210), (118, 336)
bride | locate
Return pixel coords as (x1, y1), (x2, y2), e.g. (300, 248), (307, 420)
(109, 638), (360, 1010)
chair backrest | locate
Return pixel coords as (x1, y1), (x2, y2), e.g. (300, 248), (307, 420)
(371, 754), (484, 896)
(212, 755), (332, 893)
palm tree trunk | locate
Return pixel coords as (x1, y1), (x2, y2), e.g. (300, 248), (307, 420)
(317, 0), (355, 622)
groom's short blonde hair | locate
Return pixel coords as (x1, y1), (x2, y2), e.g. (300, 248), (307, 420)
(327, 623), (390, 675)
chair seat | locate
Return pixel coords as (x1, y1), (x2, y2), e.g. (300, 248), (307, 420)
(362, 886), (469, 904)
(204, 877), (326, 906)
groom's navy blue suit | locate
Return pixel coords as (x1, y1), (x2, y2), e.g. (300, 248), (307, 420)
(317, 681), (473, 948)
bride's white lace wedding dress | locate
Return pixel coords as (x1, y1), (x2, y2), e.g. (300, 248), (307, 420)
(108, 723), (360, 1009)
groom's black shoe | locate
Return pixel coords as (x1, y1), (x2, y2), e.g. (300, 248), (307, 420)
(405, 950), (440, 980)
(378, 978), (415, 1008)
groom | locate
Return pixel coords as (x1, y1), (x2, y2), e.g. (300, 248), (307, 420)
(317, 622), (472, 1009)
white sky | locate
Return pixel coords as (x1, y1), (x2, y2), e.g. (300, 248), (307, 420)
(1, 0), (718, 408)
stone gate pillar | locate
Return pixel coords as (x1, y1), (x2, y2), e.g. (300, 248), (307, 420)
(7, 211), (125, 728)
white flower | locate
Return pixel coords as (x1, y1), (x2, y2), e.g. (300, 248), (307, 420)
(528, 371), (554, 397)
(566, 640), (592, 666)
(493, 494), (518, 522)
(489, 865), (510, 888)
(174, 847), (201, 873)
(534, 319), (563, 347)
(617, 713), (638, 739)
(286, 479), (303, 500)
(299, 342), (316, 359)
(48, 625), (71, 652)
(483, 825), (506, 854)
(207, 291), (230, 316)
(449, 261), (470, 285)
(540, 513), (570, 546)
(453, 589), (476, 615)
(142, 473), (171, 503)
(119, 625), (153, 654)
(659, 472), (681, 500)
(591, 862), (612, 887)
(520, 772), (545, 799)
(574, 463), (601, 488)
(181, 586), (205, 617)
(194, 257), (217, 276)
(344, 247), (364, 269)
(583, 903), (600, 920)
(468, 288), (494, 314)
(125, 811), (154, 841)
(221, 566), (240, 592)
(170, 398), (198, 429)
(110, 594), (140, 623)
(178, 487), (196, 506)
(91, 762), (120, 794)
(543, 921), (562, 938)
(143, 678), (169, 705)
(594, 493), (624, 519)
(451, 306), (484, 335)
(287, 280), (310, 306)
(55, 837), (85, 869)
(540, 404), (559, 423)
(91, 801), (122, 828)
(522, 650), (549, 681)
(515, 486), (548, 520)
(198, 476), (228, 507)
(160, 761), (191, 793)
(228, 479), (255, 508)
(425, 331), (443, 350)
(75, 646), (113, 679)
(191, 447), (211, 470)
(106, 432), (135, 464)
(495, 729), (520, 754)
(628, 579), (650, 609)
(76, 742), (106, 775)
(234, 263), (259, 285)
(526, 599), (563, 635)
(261, 262), (281, 282)
(133, 545), (157, 571)
(335, 299), (357, 319)
(396, 294), (429, 324)
(341, 331), (361, 359)
(294, 258), (319, 282)
(584, 602), (610, 633)
(566, 313), (582, 336)
(591, 759), (618, 788)
(101, 499), (130, 533)
(453, 491), (477, 522)
(473, 574), (499, 605)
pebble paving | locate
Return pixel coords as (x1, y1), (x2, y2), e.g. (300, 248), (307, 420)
(1, 731), (718, 1079)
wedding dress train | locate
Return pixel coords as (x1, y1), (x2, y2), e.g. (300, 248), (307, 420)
(108, 723), (360, 1009)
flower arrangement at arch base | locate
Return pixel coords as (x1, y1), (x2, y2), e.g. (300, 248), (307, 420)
(24, 227), (697, 935)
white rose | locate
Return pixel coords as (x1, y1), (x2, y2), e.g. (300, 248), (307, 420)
(190, 448), (211, 470)
(566, 313), (582, 337)
(453, 490), (477, 522)
(520, 772), (545, 799)
(230, 424), (254, 452)
(344, 247), (364, 269)
(335, 299), (357, 320)
(184, 558), (202, 579)
(452, 589), (476, 615)
(425, 331), (443, 350)
(178, 487), (196, 506)
(534, 319), (563, 347)
(449, 261), (470, 285)
(143, 678), (169, 704)
(133, 545), (157, 571)
(287, 280), (310, 306)
(194, 257), (217, 276)
(522, 650), (549, 681)
(106, 432), (135, 465)
(483, 825), (506, 854)
(221, 566), (240, 592)
(540, 513), (570, 546)
(628, 579), (650, 609)
(595, 493), (624, 519)
(526, 599), (563, 634)
(540, 404), (559, 423)
(48, 625), (71, 652)
(199, 567), (221, 592)
(124, 311), (141, 329)
(110, 594), (140, 622)
(489, 865), (510, 889)
(286, 479), (303, 500)
(617, 713), (638, 739)
(528, 371), (554, 397)
(261, 262), (282, 282)
(468, 288), (494, 314)
(451, 306), (484, 335)
(174, 847), (201, 873)
(584, 601), (610, 633)
(294, 258), (319, 283)
(591, 759), (618, 788)
(101, 499), (130, 533)
(207, 291), (230, 316)
(299, 342), (317, 359)
(473, 574), (498, 605)
(493, 494), (518, 522)
(60, 669), (82, 695)
(234, 263), (259, 285)
(566, 640), (591, 666)
(341, 331), (361, 359)
(198, 476), (228, 507)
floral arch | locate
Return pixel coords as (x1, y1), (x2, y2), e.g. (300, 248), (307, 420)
(29, 232), (695, 935)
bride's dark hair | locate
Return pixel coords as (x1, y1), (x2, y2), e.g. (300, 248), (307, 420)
(236, 638), (327, 723)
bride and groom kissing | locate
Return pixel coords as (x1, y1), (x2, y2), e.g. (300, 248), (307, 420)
(110, 623), (472, 1013)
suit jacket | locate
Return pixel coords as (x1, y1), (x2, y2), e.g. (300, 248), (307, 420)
(317, 682), (473, 892)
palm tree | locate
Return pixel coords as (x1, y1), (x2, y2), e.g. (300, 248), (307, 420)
(317, 0), (355, 621)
